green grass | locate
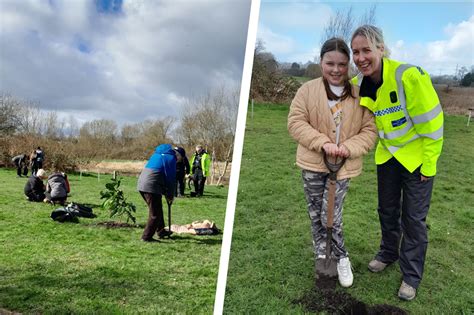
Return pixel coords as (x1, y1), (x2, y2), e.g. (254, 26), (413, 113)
(0, 171), (226, 314)
(224, 104), (474, 314)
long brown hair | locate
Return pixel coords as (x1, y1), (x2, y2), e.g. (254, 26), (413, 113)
(320, 37), (354, 101)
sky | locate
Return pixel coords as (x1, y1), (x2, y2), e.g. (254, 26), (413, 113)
(0, 0), (251, 126)
(258, 0), (474, 76)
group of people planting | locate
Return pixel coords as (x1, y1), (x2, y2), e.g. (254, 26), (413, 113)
(11, 147), (45, 178)
(14, 143), (210, 242)
(288, 25), (443, 301)
(137, 144), (211, 242)
(13, 147), (70, 205)
(24, 168), (70, 205)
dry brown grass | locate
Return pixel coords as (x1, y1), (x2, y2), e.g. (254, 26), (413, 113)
(79, 160), (232, 185)
(434, 84), (474, 115)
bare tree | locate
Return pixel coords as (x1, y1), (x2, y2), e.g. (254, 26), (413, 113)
(0, 93), (21, 135)
(320, 4), (377, 46)
(41, 111), (62, 139)
(178, 87), (238, 160)
(66, 115), (80, 138)
(17, 102), (42, 135)
(321, 6), (354, 46)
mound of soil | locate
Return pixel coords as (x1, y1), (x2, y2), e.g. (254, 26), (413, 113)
(293, 274), (407, 315)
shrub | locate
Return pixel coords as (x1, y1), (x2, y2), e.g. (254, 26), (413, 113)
(100, 177), (137, 224)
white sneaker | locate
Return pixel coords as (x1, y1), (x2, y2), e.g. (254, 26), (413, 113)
(337, 257), (353, 287)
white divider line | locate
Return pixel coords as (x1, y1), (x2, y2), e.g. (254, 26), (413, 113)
(213, 0), (261, 314)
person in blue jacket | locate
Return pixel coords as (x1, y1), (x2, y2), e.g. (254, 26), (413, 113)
(137, 144), (180, 242)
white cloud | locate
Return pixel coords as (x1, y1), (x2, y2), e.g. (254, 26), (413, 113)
(258, 25), (297, 55)
(0, 0), (251, 125)
(286, 46), (321, 64)
(390, 15), (474, 75)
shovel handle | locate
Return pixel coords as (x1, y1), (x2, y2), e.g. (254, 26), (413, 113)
(326, 179), (336, 229)
(323, 154), (346, 173)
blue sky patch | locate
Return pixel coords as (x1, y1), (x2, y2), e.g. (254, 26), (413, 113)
(74, 35), (91, 54)
(96, 0), (123, 14)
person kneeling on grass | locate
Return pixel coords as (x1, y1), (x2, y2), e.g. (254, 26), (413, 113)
(137, 144), (181, 242)
(24, 168), (48, 202)
(288, 38), (377, 288)
(44, 172), (70, 205)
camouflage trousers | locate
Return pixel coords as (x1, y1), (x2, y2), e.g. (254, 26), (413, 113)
(302, 169), (350, 259)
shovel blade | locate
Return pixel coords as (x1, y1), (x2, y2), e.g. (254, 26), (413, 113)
(315, 258), (338, 290)
(315, 258), (338, 277)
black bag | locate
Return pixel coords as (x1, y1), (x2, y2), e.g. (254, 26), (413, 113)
(50, 207), (78, 223)
(67, 203), (95, 218)
(51, 203), (96, 223)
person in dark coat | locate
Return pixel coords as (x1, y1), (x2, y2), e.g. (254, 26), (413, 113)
(189, 145), (211, 197)
(31, 147), (45, 176)
(174, 146), (190, 197)
(12, 154), (29, 177)
(45, 172), (70, 205)
(137, 144), (179, 242)
(24, 169), (47, 202)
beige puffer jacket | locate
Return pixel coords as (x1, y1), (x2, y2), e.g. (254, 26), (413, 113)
(288, 78), (377, 180)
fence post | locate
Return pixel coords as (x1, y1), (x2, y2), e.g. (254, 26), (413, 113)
(113, 170), (117, 180)
(251, 98), (254, 119)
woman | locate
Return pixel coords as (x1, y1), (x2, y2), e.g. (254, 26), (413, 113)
(45, 172), (70, 205)
(288, 38), (377, 288)
(351, 25), (444, 300)
(137, 144), (179, 242)
(24, 168), (47, 202)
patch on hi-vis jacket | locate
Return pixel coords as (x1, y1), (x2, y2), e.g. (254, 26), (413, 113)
(416, 66), (425, 75)
(390, 91), (398, 103)
(391, 116), (407, 127)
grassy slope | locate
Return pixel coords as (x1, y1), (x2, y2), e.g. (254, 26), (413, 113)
(0, 171), (226, 314)
(224, 104), (474, 314)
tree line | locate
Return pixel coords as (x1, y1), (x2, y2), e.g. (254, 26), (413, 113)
(0, 88), (238, 171)
(250, 4), (473, 104)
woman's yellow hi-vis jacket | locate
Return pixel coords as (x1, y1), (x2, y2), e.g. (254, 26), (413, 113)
(352, 58), (443, 177)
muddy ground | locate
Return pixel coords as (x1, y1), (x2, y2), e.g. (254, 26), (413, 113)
(294, 274), (407, 315)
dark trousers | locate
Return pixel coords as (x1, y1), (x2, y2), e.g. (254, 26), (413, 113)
(16, 164), (28, 177)
(175, 173), (185, 197)
(26, 192), (46, 202)
(376, 157), (434, 288)
(31, 162), (40, 176)
(45, 192), (67, 205)
(140, 191), (164, 240)
(193, 169), (206, 196)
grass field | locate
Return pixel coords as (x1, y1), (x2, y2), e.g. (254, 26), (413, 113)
(224, 104), (474, 314)
(0, 171), (227, 314)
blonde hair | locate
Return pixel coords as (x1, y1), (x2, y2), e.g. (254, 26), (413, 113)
(351, 25), (390, 58)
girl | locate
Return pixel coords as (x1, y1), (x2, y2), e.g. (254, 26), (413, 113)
(288, 37), (377, 287)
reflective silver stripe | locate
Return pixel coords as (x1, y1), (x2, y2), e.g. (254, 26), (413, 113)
(379, 120), (414, 139)
(386, 145), (400, 154)
(419, 125), (443, 140)
(385, 133), (420, 153)
(395, 63), (414, 121)
(379, 63), (442, 153)
(412, 103), (442, 124)
(355, 73), (363, 87)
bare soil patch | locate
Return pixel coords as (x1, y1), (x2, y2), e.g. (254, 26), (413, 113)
(293, 273), (407, 315)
